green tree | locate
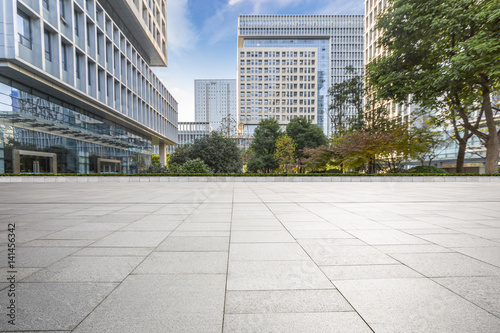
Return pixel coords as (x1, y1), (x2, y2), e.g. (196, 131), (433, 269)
(188, 132), (242, 173)
(169, 144), (192, 165)
(286, 117), (327, 160)
(328, 66), (364, 136)
(247, 119), (282, 173)
(274, 135), (296, 173)
(179, 158), (211, 174)
(367, 0), (500, 173)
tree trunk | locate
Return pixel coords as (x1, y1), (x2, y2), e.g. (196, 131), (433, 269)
(481, 76), (500, 173)
(456, 140), (466, 174)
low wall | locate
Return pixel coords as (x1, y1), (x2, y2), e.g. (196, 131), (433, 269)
(0, 176), (499, 183)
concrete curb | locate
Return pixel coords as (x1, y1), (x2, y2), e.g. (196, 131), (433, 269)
(0, 176), (499, 183)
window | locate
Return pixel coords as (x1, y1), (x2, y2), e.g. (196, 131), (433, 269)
(60, 0), (67, 21)
(75, 54), (80, 78)
(88, 64), (92, 86)
(17, 11), (32, 49)
(44, 30), (52, 61)
(86, 23), (91, 47)
(74, 11), (79, 36)
(61, 43), (68, 71)
(42, 0), (50, 10)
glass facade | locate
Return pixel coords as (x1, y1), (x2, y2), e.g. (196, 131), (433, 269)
(0, 77), (151, 174)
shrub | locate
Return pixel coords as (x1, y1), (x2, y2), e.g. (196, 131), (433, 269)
(406, 165), (447, 174)
(178, 159), (211, 174)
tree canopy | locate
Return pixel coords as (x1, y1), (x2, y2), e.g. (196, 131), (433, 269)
(247, 119), (282, 173)
(286, 116), (327, 160)
(366, 0), (500, 172)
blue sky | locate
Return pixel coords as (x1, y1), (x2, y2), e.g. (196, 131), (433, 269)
(153, 0), (365, 121)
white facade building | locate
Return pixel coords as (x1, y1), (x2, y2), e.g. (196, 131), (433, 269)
(237, 15), (364, 136)
(195, 79), (236, 134)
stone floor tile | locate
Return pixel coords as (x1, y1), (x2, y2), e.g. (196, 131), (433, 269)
(334, 278), (500, 333)
(224, 289), (353, 313)
(24, 256), (143, 282)
(156, 236), (229, 252)
(90, 231), (170, 247)
(322, 264), (423, 280)
(133, 252), (228, 274)
(223, 312), (372, 333)
(227, 261), (333, 290)
(229, 243), (310, 261)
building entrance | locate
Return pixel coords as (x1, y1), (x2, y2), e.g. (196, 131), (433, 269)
(13, 150), (57, 174)
(97, 158), (122, 173)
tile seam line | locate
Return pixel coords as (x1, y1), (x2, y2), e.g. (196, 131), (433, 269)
(221, 183), (235, 332)
(247, 185), (376, 333)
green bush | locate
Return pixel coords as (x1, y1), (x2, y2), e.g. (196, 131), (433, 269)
(178, 159), (211, 174)
(406, 165), (448, 174)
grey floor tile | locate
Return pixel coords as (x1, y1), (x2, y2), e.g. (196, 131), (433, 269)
(418, 233), (500, 247)
(24, 256), (143, 282)
(40, 230), (112, 240)
(348, 229), (429, 245)
(230, 231), (296, 243)
(156, 236), (229, 252)
(334, 278), (500, 333)
(322, 264), (423, 280)
(391, 252), (500, 277)
(229, 243), (310, 261)
(223, 312), (372, 333)
(225, 289), (353, 313)
(176, 222), (231, 231)
(287, 229), (354, 239)
(121, 219), (183, 231)
(433, 276), (500, 317)
(227, 261), (333, 290)
(452, 246), (500, 267)
(72, 274), (225, 333)
(133, 252), (228, 274)
(90, 231), (170, 247)
(0, 282), (116, 331)
(301, 244), (398, 266)
(374, 244), (453, 254)
(0, 247), (78, 268)
(73, 247), (154, 257)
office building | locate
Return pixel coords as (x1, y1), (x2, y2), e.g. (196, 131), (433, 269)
(237, 15), (364, 136)
(194, 79), (236, 134)
(0, 0), (177, 174)
(166, 122), (211, 154)
(364, 0), (416, 121)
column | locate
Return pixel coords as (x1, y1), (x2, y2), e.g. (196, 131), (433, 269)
(159, 142), (167, 167)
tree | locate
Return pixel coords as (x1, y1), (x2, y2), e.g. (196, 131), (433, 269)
(328, 66), (364, 136)
(188, 132), (243, 173)
(367, 0), (500, 173)
(170, 144), (192, 165)
(274, 135), (296, 173)
(247, 119), (282, 173)
(286, 117), (327, 161)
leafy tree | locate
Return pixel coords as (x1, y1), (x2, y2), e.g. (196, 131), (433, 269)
(188, 132), (242, 173)
(247, 119), (282, 173)
(169, 144), (192, 165)
(328, 66), (364, 136)
(285, 116), (327, 160)
(274, 135), (296, 173)
(367, 0), (500, 173)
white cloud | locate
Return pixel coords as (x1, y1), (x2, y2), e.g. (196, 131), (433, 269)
(167, 0), (199, 55)
(315, 0), (365, 15)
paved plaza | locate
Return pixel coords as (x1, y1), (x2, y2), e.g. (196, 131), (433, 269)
(1, 181), (500, 332)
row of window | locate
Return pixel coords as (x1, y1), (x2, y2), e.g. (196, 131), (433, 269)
(240, 51), (316, 58)
(241, 91), (315, 98)
(240, 114), (315, 121)
(240, 67), (316, 74)
(240, 107), (316, 113)
(240, 99), (316, 106)
(240, 75), (316, 82)
(240, 59), (316, 66)
(240, 83), (317, 90)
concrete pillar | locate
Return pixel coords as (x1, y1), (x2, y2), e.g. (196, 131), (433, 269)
(159, 142), (167, 167)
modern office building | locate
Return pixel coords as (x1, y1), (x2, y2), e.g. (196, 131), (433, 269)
(0, 0), (177, 174)
(237, 15), (364, 136)
(195, 79), (236, 134)
(166, 122), (211, 154)
(364, 0), (416, 121)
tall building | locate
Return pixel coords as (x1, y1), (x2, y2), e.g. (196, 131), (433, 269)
(364, 0), (415, 121)
(166, 122), (212, 154)
(0, 0), (177, 174)
(194, 79), (236, 134)
(237, 15), (364, 136)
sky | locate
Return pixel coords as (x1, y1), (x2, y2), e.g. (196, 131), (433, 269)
(153, 0), (365, 122)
